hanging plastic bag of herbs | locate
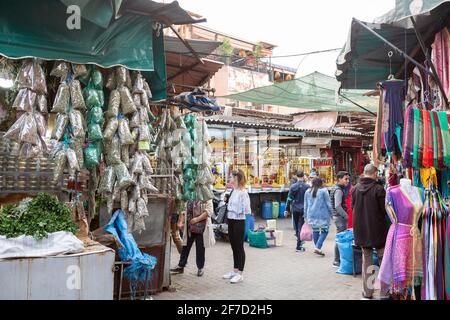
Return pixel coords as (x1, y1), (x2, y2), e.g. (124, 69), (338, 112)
(50, 61), (70, 80)
(84, 143), (100, 169)
(31, 60), (47, 95)
(88, 123), (103, 141)
(103, 117), (119, 140)
(70, 80), (86, 110)
(141, 152), (154, 175)
(87, 106), (104, 125)
(106, 90), (120, 118)
(69, 109), (86, 139)
(33, 112), (46, 138)
(53, 149), (67, 183)
(139, 174), (158, 193)
(104, 134), (121, 166)
(118, 117), (134, 145)
(130, 153), (144, 175)
(37, 94), (48, 114)
(18, 113), (39, 145)
(121, 145), (130, 168)
(12, 88), (36, 112)
(66, 147), (80, 176)
(52, 113), (69, 141)
(114, 162), (135, 190)
(119, 86), (137, 115)
(98, 166), (116, 194)
(52, 82), (70, 113)
(70, 138), (84, 169)
(71, 63), (88, 79)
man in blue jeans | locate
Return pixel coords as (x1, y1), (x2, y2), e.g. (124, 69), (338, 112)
(285, 171), (309, 252)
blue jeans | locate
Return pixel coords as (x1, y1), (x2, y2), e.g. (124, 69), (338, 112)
(313, 228), (328, 250)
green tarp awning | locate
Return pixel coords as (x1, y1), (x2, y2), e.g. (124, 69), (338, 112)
(222, 72), (379, 113)
(0, 0), (184, 100)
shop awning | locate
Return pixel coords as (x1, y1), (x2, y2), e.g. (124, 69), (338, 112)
(165, 37), (223, 94)
(0, 1), (200, 101)
(222, 72), (379, 113)
(336, 1), (450, 90)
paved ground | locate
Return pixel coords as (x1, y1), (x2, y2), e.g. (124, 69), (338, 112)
(157, 217), (364, 300)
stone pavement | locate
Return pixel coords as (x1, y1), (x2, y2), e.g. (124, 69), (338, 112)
(157, 217), (364, 300)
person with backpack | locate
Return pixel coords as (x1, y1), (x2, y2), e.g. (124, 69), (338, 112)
(329, 171), (350, 267)
(284, 171), (310, 252)
(304, 177), (333, 256)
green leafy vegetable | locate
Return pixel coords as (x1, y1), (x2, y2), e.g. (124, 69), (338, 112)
(0, 193), (78, 239)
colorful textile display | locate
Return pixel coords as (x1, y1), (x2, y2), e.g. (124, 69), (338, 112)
(379, 185), (424, 297)
(406, 107), (450, 169)
(431, 28), (450, 100)
(421, 187), (449, 300)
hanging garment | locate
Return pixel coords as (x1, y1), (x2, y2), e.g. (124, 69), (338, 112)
(422, 110), (434, 167)
(437, 112), (450, 166)
(421, 188), (449, 300)
(431, 28), (450, 99)
(440, 168), (450, 199)
(412, 108), (423, 168)
(403, 105), (414, 168)
(430, 112), (439, 168)
(379, 185), (423, 297)
(381, 80), (405, 157)
(432, 111), (444, 168)
(373, 87), (384, 165)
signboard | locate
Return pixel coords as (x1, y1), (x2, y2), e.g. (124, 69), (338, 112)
(314, 159), (333, 167)
(340, 140), (363, 148)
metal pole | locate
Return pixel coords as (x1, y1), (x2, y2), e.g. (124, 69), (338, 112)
(339, 94), (377, 116)
(353, 18), (429, 75)
(409, 16), (449, 109)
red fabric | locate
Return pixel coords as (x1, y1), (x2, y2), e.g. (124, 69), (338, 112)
(422, 110), (433, 167)
(346, 185), (353, 229)
(432, 111), (444, 168)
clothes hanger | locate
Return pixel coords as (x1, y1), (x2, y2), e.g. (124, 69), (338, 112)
(385, 51), (403, 82)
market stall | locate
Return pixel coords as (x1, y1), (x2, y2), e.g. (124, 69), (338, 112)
(337, 0), (450, 300)
(0, 0), (204, 300)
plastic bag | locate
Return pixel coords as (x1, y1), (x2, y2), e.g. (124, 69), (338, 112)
(103, 118), (118, 140)
(13, 88), (36, 112)
(106, 90), (120, 118)
(336, 230), (355, 275)
(133, 93), (142, 107)
(87, 106), (104, 125)
(130, 183), (140, 201)
(139, 106), (149, 123)
(19, 142), (42, 159)
(31, 60), (47, 94)
(119, 87), (137, 115)
(121, 145), (130, 168)
(66, 147), (80, 175)
(19, 113), (38, 145)
(72, 63), (88, 79)
(34, 112), (47, 138)
(37, 94), (48, 113)
(84, 144), (99, 169)
(137, 198), (149, 217)
(50, 61), (70, 80)
(141, 91), (149, 109)
(88, 123), (103, 141)
(52, 83), (70, 113)
(300, 223), (313, 241)
(120, 190), (128, 212)
(139, 174), (158, 193)
(130, 153), (143, 175)
(53, 149), (67, 182)
(113, 181), (121, 202)
(16, 60), (33, 90)
(143, 80), (153, 99)
(70, 80), (86, 110)
(70, 138), (84, 169)
(98, 166), (116, 194)
(115, 67), (128, 87)
(128, 199), (137, 213)
(130, 111), (141, 129)
(69, 110), (85, 138)
(141, 153), (153, 175)
(52, 113), (68, 141)
(90, 70), (103, 90)
(105, 135), (121, 165)
(114, 163), (135, 190)
(132, 74), (145, 94)
(118, 118), (134, 145)
(139, 124), (150, 142)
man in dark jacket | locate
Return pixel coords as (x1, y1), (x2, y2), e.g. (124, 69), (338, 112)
(285, 171), (309, 252)
(352, 164), (389, 299)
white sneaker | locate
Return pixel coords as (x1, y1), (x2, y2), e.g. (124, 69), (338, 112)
(230, 273), (244, 283)
(223, 272), (236, 279)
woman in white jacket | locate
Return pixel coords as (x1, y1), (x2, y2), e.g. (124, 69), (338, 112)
(170, 199), (215, 277)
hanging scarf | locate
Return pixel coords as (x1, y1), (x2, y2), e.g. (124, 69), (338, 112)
(430, 111), (439, 168)
(413, 108), (421, 168)
(422, 110), (433, 167)
(403, 105), (415, 167)
(432, 111), (444, 168)
(438, 112), (450, 166)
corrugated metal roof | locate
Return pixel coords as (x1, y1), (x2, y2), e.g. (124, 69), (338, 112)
(204, 117), (373, 138)
(164, 36), (222, 55)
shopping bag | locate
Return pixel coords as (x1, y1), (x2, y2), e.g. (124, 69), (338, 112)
(299, 223), (312, 241)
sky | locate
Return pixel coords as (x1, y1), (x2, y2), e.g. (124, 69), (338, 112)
(175, 0), (395, 77)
